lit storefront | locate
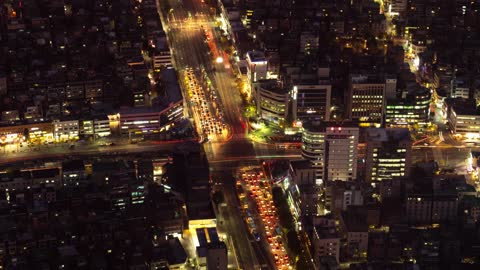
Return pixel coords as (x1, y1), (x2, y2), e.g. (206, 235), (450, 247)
(0, 122), (54, 145)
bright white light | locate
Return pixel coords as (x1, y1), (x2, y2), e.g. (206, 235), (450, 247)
(216, 57), (224, 63)
(413, 56), (420, 69)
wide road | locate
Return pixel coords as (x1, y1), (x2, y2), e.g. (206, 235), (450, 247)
(160, 0), (247, 137)
(213, 169), (266, 270)
(0, 139), (302, 166)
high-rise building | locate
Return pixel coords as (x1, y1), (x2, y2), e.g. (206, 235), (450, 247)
(302, 121), (359, 185)
(291, 81), (332, 124)
(385, 87), (431, 127)
(287, 69), (332, 125)
(364, 128), (412, 182)
(347, 75), (389, 127)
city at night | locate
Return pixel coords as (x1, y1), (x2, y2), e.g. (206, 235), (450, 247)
(1, 0), (480, 269)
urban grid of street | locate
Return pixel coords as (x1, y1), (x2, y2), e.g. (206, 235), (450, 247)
(0, 1), (477, 270)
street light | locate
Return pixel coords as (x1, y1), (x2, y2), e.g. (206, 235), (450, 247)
(215, 56), (224, 63)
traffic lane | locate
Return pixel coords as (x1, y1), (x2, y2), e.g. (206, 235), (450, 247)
(0, 142), (188, 165)
(209, 138), (301, 159)
(212, 65), (245, 140)
(217, 171), (260, 270)
(242, 171), (286, 269)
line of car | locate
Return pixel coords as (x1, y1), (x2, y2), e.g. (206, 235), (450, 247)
(241, 171), (290, 270)
(184, 67), (226, 140)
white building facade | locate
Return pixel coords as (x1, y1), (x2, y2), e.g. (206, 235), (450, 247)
(302, 121), (359, 185)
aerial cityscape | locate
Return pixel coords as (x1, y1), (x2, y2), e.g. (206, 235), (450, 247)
(1, 0), (480, 269)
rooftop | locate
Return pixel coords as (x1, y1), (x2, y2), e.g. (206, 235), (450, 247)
(350, 74), (385, 84)
(159, 68), (183, 104)
(246, 50), (266, 63)
(314, 226), (339, 239)
(196, 227), (220, 247)
(257, 80), (288, 94)
(303, 120), (358, 133)
(365, 128), (411, 143)
(29, 168), (60, 179)
(449, 98), (478, 115)
(62, 160), (85, 172)
(341, 206), (369, 232)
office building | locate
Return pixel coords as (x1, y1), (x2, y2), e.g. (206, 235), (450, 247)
(291, 82), (332, 124)
(246, 50), (268, 84)
(347, 75), (390, 127)
(364, 128), (412, 182)
(253, 80), (289, 126)
(451, 77), (470, 99)
(53, 120), (80, 141)
(0, 73), (6, 95)
(302, 121), (359, 185)
(118, 103), (183, 135)
(385, 87), (431, 127)
(446, 98), (480, 140)
(80, 117), (111, 138)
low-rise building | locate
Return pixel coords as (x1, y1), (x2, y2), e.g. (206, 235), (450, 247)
(406, 193), (459, 225)
(1, 110), (20, 122)
(0, 122), (54, 145)
(246, 50), (268, 84)
(312, 226), (340, 264)
(339, 207), (369, 259)
(80, 117), (111, 138)
(24, 106), (42, 120)
(288, 160), (319, 217)
(62, 160), (86, 186)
